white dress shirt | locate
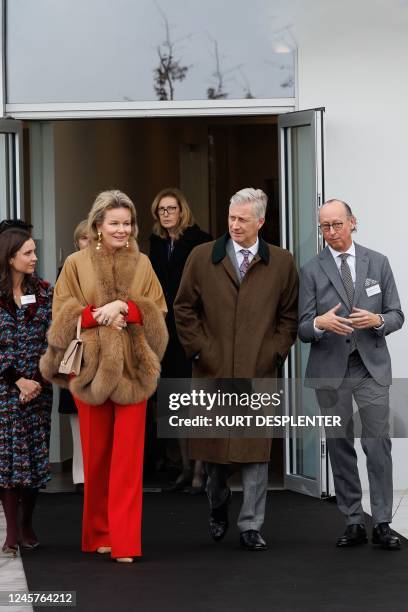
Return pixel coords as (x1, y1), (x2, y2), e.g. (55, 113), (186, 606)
(314, 241), (354, 337)
(232, 238), (259, 267)
(314, 240), (383, 336)
(328, 242), (356, 284)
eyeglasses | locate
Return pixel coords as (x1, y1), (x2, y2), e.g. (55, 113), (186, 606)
(318, 222), (344, 233)
(157, 206), (178, 216)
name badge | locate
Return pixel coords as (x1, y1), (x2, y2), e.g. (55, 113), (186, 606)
(366, 284), (381, 297)
(21, 294), (36, 305)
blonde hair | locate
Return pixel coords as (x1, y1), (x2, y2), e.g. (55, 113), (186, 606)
(87, 190), (138, 241)
(151, 187), (194, 240)
(73, 219), (89, 250)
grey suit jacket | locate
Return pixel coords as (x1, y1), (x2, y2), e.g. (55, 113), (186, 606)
(298, 242), (404, 388)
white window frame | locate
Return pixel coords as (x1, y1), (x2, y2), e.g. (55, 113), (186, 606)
(5, 98), (296, 120)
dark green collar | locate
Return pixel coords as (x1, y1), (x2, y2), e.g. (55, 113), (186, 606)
(212, 233), (270, 264)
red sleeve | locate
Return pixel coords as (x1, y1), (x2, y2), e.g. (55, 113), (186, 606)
(126, 300), (143, 325)
(81, 305), (98, 328)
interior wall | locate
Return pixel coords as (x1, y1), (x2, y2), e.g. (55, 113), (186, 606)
(51, 116), (279, 265)
(209, 123), (279, 242)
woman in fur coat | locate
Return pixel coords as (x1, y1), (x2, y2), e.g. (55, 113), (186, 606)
(40, 190), (168, 563)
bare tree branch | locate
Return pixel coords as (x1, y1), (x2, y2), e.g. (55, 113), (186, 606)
(153, 4), (191, 101)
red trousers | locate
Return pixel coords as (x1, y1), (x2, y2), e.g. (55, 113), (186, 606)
(74, 396), (147, 558)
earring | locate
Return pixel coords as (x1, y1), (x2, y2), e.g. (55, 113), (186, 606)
(96, 231), (102, 251)
(126, 239), (129, 248)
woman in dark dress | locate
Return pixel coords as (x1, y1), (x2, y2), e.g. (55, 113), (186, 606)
(0, 227), (52, 555)
(149, 187), (212, 492)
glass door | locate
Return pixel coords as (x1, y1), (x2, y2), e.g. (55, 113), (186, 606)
(0, 119), (24, 220)
(279, 108), (332, 498)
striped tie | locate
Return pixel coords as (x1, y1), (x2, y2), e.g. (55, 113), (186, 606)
(340, 253), (356, 352)
(340, 253), (354, 308)
(239, 249), (251, 278)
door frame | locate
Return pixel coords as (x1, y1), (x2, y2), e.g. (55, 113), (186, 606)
(278, 108), (331, 498)
(0, 117), (24, 218)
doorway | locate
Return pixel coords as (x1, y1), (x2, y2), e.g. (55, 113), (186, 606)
(25, 113), (284, 489)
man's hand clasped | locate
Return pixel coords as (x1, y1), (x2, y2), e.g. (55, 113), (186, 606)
(315, 303), (382, 336)
(93, 300), (128, 330)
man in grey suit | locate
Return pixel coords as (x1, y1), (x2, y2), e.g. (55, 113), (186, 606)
(299, 199), (404, 550)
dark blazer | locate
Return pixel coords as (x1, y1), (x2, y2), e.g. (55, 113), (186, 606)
(149, 224), (212, 377)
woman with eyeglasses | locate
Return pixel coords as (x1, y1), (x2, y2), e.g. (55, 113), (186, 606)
(0, 226), (53, 555)
(149, 188), (212, 493)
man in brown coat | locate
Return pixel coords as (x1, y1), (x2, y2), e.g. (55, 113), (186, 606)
(174, 187), (298, 550)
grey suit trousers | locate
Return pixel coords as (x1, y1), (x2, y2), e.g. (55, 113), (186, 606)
(205, 461), (269, 532)
(316, 351), (392, 525)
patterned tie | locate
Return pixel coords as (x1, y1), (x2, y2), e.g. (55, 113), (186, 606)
(340, 253), (356, 352)
(239, 249), (251, 278)
(339, 253), (354, 308)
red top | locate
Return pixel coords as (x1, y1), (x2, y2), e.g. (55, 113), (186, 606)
(81, 301), (143, 328)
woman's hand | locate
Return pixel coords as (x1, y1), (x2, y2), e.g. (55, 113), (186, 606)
(111, 313), (127, 331)
(16, 378), (42, 404)
(93, 300), (128, 326)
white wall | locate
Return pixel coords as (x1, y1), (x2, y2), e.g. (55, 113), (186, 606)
(294, 0), (408, 371)
(292, 0), (408, 488)
(21, 0), (408, 483)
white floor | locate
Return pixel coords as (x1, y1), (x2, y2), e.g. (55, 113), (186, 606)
(0, 509), (32, 612)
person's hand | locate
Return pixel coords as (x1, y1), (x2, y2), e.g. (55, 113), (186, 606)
(348, 308), (382, 329)
(15, 378), (42, 403)
(111, 313), (127, 331)
(93, 300), (128, 326)
(315, 303), (354, 336)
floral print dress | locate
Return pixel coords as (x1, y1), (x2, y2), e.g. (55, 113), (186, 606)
(0, 280), (53, 488)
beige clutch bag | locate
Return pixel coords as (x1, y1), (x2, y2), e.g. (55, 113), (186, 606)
(58, 317), (83, 376)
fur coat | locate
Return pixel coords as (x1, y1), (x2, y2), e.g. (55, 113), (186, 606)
(40, 239), (168, 405)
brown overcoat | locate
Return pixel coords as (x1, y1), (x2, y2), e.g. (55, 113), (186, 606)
(40, 239), (168, 405)
(173, 234), (298, 463)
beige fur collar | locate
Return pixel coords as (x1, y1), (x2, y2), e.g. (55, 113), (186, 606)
(89, 238), (139, 307)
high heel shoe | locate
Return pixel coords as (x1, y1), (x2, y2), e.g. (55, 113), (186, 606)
(2, 544), (18, 556)
(19, 540), (39, 550)
(97, 546), (111, 554)
(18, 526), (39, 550)
(116, 557), (134, 563)
(164, 470), (193, 492)
(190, 474), (208, 496)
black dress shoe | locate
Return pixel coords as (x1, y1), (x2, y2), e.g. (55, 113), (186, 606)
(336, 524), (368, 547)
(372, 523), (401, 550)
(240, 530), (267, 551)
(209, 490), (231, 542)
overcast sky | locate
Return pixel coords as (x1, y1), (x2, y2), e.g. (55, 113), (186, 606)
(7, 0), (296, 103)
